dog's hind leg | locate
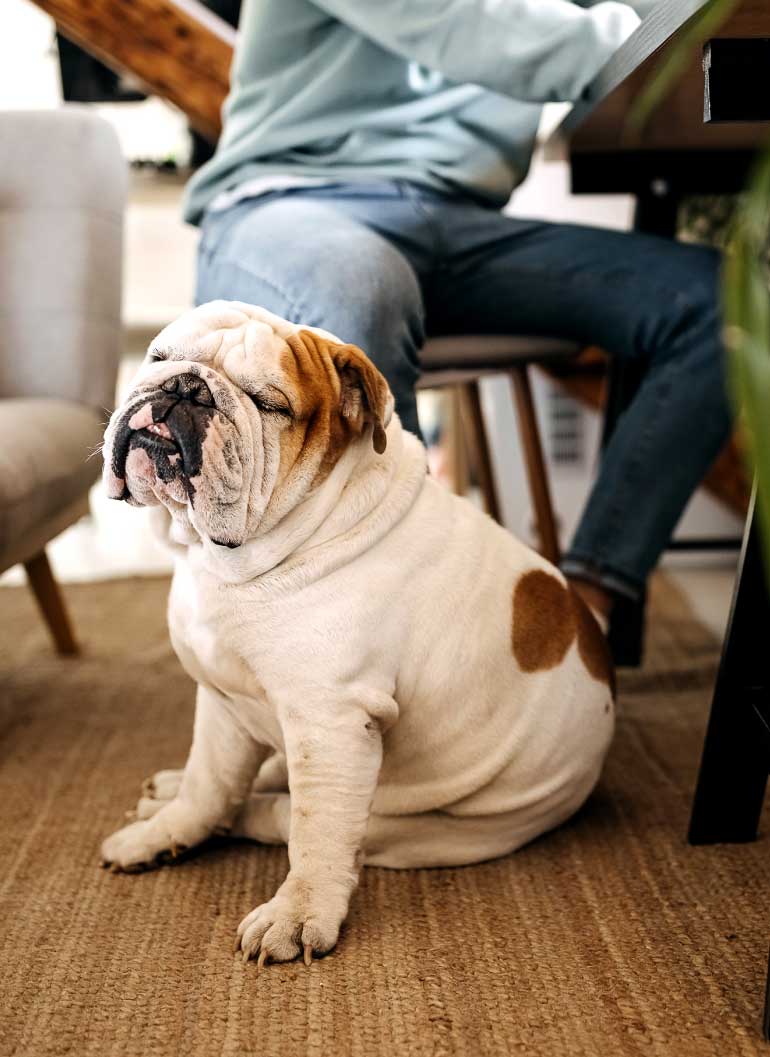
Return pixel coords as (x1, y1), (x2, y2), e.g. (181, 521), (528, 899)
(135, 788), (291, 844)
(251, 752), (288, 793)
(132, 755), (289, 821)
(231, 792), (291, 845)
(129, 769), (184, 818)
(361, 807), (559, 868)
(142, 768), (184, 800)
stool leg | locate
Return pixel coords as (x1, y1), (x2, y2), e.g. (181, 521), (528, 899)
(24, 549), (79, 655)
(446, 387), (469, 497)
(459, 381), (502, 523)
(510, 367), (560, 565)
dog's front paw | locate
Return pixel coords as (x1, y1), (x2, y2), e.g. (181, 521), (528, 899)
(100, 815), (190, 873)
(236, 875), (350, 966)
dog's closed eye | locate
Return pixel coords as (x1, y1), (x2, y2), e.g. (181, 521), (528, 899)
(249, 390), (293, 418)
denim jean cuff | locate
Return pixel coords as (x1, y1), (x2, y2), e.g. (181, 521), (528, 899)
(559, 556), (643, 603)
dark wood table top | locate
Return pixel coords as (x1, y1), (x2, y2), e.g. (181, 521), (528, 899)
(554, 0), (770, 161)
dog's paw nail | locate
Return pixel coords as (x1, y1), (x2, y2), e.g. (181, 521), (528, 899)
(303, 944), (313, 967)
(257, 949), (269, 970)
(234, 934), (243, 954)
(124, 809), (137, 821)
(242, 948), (251, 964)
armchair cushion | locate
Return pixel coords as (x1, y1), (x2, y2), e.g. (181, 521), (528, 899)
(0, 109), (127, 413)
(0, 397), (103, 570)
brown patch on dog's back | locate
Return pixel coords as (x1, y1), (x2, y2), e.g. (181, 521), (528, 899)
(569, 588), (616, 697)
(511, 570), (616, 695)
(512, 570), (575, 672)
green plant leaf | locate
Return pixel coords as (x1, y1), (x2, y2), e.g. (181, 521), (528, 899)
(724, 148), (770, 578)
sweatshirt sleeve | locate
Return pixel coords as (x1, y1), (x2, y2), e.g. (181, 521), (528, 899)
(311, 0), (642, 104)
(574, 0), (659, 15)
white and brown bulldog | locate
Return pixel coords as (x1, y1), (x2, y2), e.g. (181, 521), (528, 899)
(101, 300), (614, 967)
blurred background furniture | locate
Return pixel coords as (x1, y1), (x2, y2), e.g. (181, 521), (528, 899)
(0, 108), (127, 652)
(419, 336), (581, 565)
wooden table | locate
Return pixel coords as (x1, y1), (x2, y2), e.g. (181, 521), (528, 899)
(554, 0), (770, 1038)
(557, 0), (770, 234)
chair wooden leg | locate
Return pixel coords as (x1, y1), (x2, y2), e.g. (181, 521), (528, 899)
(459, 381), (502, 523)
(510, 367), (560, 565)
(23, 550), (79, 655)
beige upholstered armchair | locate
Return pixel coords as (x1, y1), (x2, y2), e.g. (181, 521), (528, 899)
(0, 109), (127, 652)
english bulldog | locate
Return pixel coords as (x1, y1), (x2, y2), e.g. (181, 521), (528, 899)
(101, 300), (614, 967)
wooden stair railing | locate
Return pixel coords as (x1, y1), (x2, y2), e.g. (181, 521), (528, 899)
(28, 0), (235, 140)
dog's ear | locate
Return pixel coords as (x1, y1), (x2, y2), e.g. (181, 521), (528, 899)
(331, 342), (394, 454)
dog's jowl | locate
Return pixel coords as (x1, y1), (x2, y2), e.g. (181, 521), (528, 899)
(100, 300), (614, 967)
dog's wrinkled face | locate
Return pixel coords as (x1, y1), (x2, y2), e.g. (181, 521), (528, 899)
(102, 301), (393, 548)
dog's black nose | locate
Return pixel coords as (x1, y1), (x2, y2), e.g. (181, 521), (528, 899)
(161, 372), (214, 406)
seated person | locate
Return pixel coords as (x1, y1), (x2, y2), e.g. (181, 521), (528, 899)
(184, 0), (730, 627)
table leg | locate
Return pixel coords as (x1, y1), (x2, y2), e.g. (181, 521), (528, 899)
(688, 501), (770, 844)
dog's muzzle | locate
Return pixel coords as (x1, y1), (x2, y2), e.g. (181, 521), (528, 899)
(160, 372), (214, 407)
(107, 371), (218, 501)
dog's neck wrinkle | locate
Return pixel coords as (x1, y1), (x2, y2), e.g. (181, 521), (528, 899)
(192, 420), (425, 586)
(268, 428), (427, 591)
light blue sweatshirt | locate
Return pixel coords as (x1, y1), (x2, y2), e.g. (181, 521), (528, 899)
(184, 0), (657, 224)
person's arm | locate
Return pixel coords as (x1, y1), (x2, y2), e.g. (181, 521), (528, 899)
(312, 0), (642, 103)
(574, 0), (659, 15)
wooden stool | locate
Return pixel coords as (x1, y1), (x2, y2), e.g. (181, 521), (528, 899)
(418, 335), (581, 565)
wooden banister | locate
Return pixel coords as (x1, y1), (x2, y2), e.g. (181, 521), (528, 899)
(29, 0), (235, 140)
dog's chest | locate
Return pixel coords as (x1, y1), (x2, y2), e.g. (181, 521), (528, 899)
(168, 563), (283, 745)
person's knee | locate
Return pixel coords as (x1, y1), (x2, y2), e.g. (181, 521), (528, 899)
(197, 199), (424, 359)
(667, 244), (720, 331)
(642, 244), (723, 367)
(195, 197), (425, 435)
(296, 216), (425, 369)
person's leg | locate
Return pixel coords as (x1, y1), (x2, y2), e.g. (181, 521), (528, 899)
(426, 201), (731, 607)
(195, 193), (426, 437)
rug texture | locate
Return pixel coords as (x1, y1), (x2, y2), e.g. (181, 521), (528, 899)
(0, 574), (767, 1057)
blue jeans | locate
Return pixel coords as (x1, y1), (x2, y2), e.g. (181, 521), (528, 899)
(196, 180), (731, 600)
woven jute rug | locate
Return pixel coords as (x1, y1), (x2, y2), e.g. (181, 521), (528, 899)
(0, 573), (767, 1057)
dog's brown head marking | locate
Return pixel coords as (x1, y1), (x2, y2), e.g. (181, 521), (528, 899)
(511, 569), (615, 694)
(281, 328), (391, 487)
